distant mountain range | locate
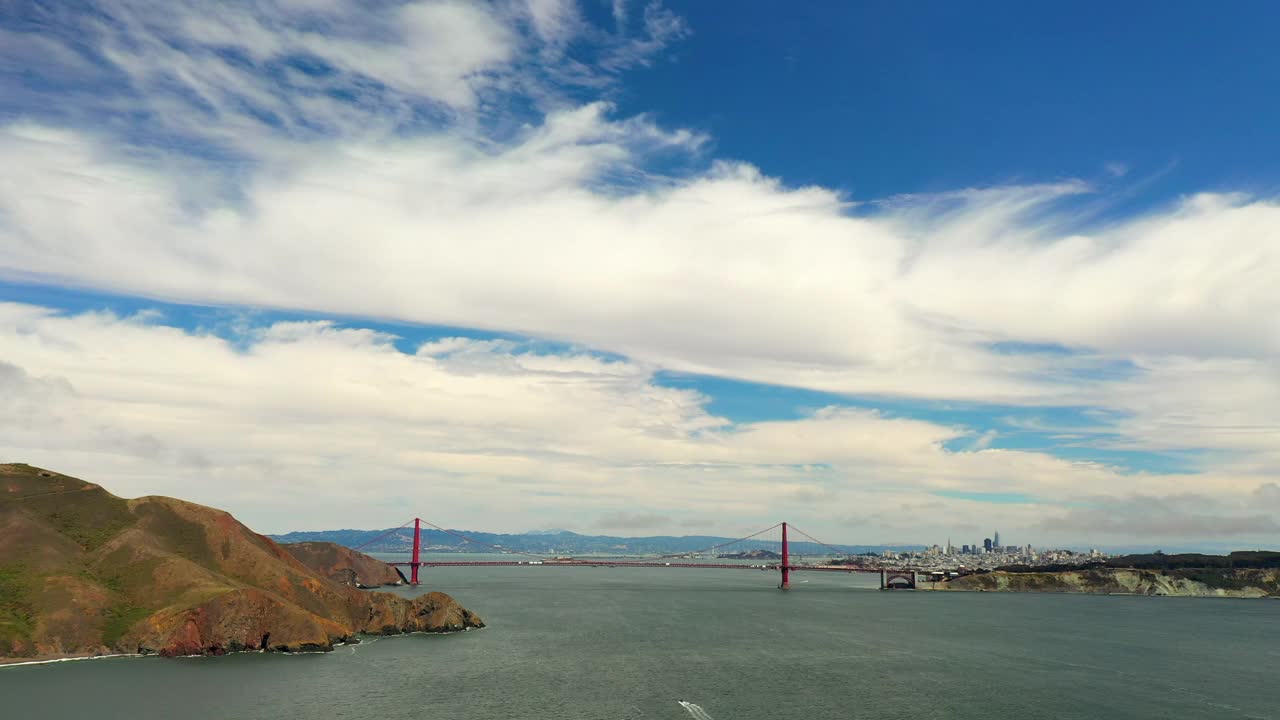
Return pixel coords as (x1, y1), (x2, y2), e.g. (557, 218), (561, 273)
(266, 526), (922, 557)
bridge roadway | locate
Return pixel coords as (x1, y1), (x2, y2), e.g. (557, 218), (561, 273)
(379, 519), (923, 587)
(393, 559), (895, 574)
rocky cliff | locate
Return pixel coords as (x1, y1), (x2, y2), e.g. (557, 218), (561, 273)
(0, 464), (482, 662)
(281, 541), (406, 587)
(940, 567), (1280, 598)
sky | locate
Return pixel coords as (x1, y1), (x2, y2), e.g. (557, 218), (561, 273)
(1, 1), (1279, 551)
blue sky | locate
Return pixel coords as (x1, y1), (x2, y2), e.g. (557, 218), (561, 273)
(1, 1), (1278, 548)
(619, 2), (1280, 203)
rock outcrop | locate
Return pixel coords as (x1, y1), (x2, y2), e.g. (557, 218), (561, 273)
(281, 541), (406, 587)
(939, 567), (1280, 597)
(0, 464), (482, 662)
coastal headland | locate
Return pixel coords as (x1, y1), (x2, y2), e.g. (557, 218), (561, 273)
(0, 463), (482, 664)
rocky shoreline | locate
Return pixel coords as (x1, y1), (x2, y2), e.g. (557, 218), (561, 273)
(0, 624), (484, 667)
(930, 567), (1280, 598)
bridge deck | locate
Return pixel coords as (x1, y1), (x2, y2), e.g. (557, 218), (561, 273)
(388, 560), (898, 574)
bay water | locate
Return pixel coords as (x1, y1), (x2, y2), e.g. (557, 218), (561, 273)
(3, 556), (1278, 719)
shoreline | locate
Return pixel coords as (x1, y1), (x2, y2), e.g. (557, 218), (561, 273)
(0, 626), (482, 669)
(919, 582), (1278, 599)
(0, 653), (143, 669)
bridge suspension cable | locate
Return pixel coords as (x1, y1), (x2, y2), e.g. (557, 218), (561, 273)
(348, 519), (416, 553)
(389, 518), (786, 564)
(414, 517), (555, 561)
(355, 517), (905, 589)
(335, 512), (860, 564)
(784, 524), (859, 562)
(647, 523), (783, 561)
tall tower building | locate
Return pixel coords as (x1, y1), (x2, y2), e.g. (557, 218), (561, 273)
(994, 530), (1001, 549)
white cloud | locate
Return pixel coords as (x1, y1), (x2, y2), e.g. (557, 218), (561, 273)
(1, 1), (1278, 547)
(2, 113), (1278, 415)
(0, 304), (1275, 545)
(525, 0), (582, 46)
(1039, 494), (1280, 539)
(7, 3), (1274, 416)
(1, 0), (683, 148)
(594, 511), (671, 530)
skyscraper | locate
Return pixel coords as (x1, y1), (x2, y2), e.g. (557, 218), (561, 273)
(994, 530), (1001, 549)
(983, 537), (992, 552)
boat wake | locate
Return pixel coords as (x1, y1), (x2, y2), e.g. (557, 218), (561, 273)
(677, 700), (715, 719)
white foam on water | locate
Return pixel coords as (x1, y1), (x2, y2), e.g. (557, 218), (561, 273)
(677, 700), (715, 720)
(0, 653), (142, 669)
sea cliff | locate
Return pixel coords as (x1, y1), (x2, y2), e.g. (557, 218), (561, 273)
(0, 463), (482, 663)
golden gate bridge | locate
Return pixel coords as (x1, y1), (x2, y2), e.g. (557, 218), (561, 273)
(353, 518), (920, 590)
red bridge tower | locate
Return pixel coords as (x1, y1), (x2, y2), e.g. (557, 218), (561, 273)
(779, 521), (790, 590)
(410, 517), (422, 585)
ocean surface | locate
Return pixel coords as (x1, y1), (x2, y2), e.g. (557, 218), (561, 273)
(3, 554), (1279, 720)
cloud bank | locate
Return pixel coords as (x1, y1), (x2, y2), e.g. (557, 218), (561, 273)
(1, 1), (1278, 545)
(0, 304), (1274, 545)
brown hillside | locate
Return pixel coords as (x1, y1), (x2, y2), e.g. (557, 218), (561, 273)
(0, 464), (482, 662)
(282, 541), (406, 587)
